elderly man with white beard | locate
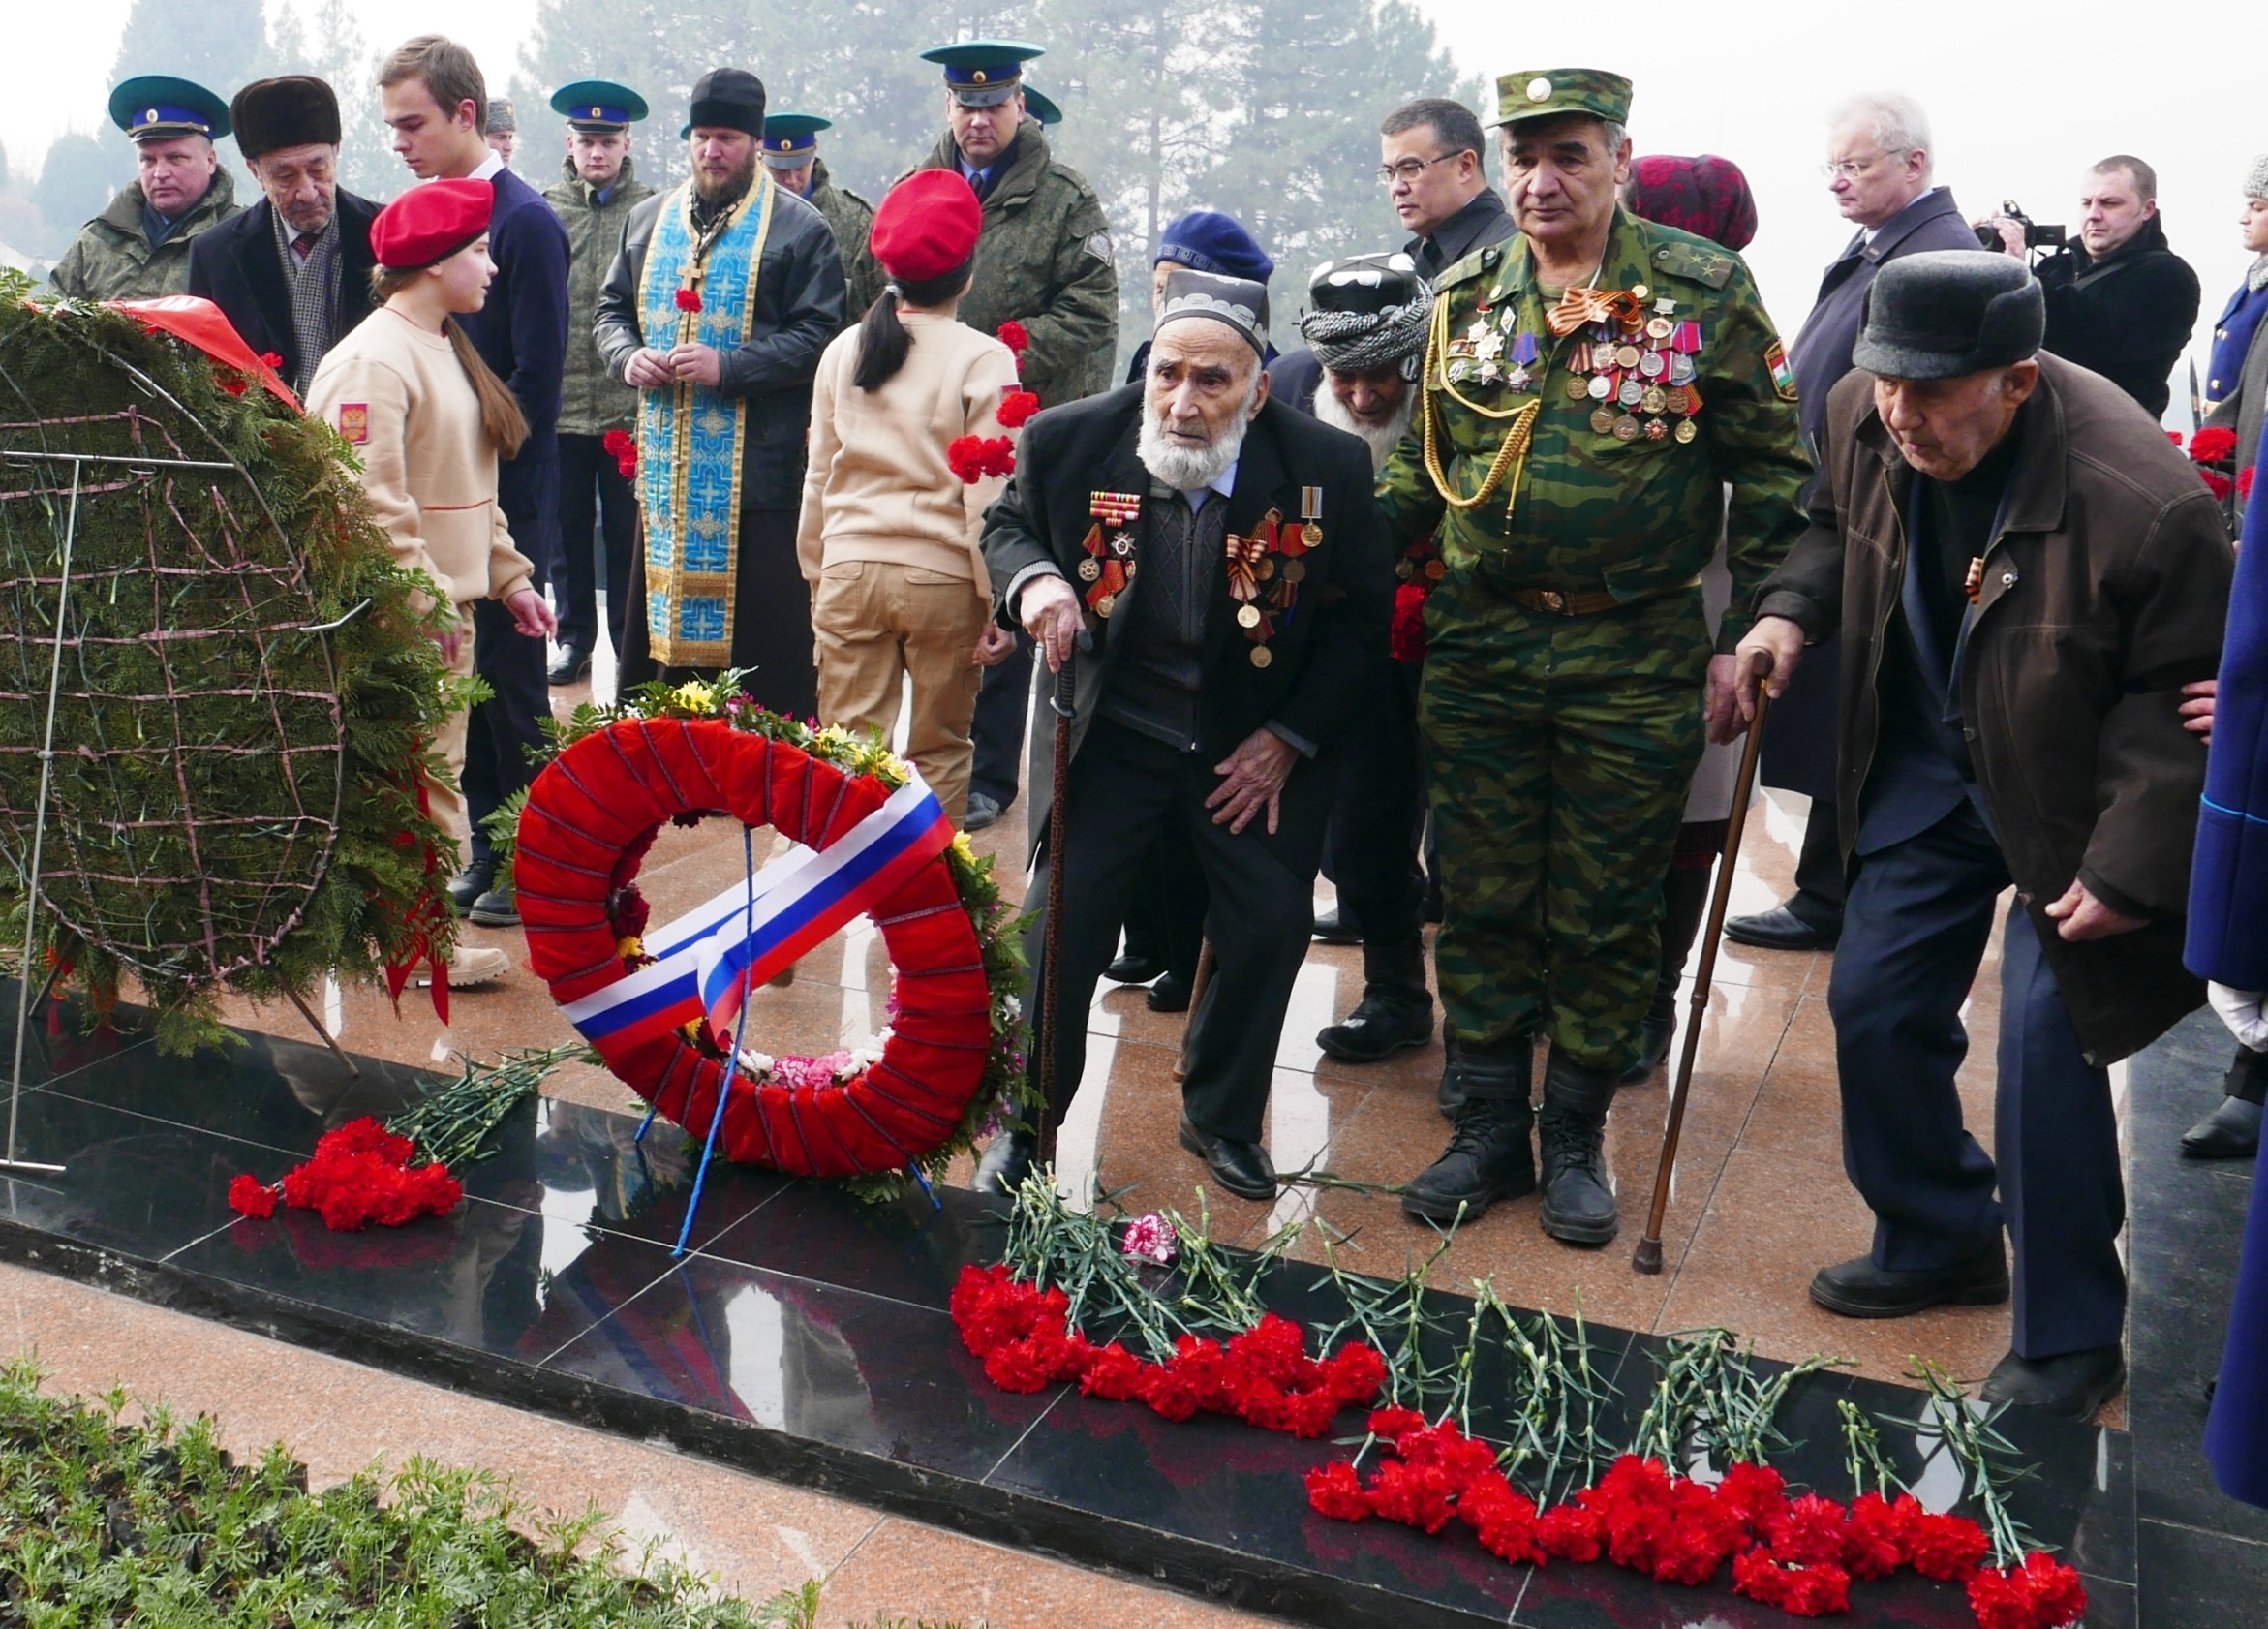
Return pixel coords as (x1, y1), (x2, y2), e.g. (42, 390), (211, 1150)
(972, 269), (1395, 1199)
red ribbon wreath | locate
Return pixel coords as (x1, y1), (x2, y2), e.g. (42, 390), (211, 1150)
(514, 718), (994, 1177)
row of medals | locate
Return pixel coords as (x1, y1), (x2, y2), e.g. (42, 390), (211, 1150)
(1564, 308), (1702, 445)
(1235, 520), (1322, 669)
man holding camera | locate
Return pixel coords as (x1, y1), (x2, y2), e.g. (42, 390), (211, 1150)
(1977, 157), (2199, 419)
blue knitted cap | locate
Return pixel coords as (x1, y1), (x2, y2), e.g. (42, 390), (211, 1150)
(1155, 210), (1274, 284)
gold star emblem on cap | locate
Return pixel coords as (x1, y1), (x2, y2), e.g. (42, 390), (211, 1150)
(589, 105), (602, 117)
(1526, 77), (1551, 101)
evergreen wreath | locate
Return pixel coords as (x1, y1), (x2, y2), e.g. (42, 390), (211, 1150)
(0, 275), (458, 1052)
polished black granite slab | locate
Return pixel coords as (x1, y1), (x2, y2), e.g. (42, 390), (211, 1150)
(2122, 1008), (2268, 1627)
(0, 987), (2160, 1627)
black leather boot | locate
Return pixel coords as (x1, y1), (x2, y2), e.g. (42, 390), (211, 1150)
(972, 1128), (1037, 1196)
(1400, 1043), (1535, 1223)
(1538, 1051), (1619, 1245)
(1622, 864), (1711, 1085)
(1437, 1033), (1466, 1118)
(2184, 1044), (2267, 1159)
(1318, 938), (1434, 1063)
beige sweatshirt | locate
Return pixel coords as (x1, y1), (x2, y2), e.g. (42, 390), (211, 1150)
(306, 306), (535, 608)
(795, 311), (1023, 595)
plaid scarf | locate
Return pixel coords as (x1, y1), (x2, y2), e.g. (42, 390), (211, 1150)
(270, 205), (344, 397)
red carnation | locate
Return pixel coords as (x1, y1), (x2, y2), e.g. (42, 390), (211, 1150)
(996, 320), (1029, 356)
(1365, 1459), (1458, 1534)
(948, 433), (1017, 484)
(1968, 1552), (2089, 1629)
(218, 374), (249, 395)
(2241, 464), (2256, 499)
(1390, 582), (1429, 663)
(1323, 1342), (1387, 1406)
(996, 388), (1041, 429)
(1536, 1503), (1606, 1562)
(1079, 1342), (1146, 1401)
(2201, 468), (2236, 501)
(1715, 1460), (1789, 1532)
(1842, 1491), (1913, 1580)
(259, 351), (286, 371)
(603, 427), (638, 481)
(1460, 1476), (1545, 1566)
(263, 1116), (461, 1232)
(2190, 426), (2239, 465)
(1305, 1461), (1372, 1521)
(1733, 1548), (1853, 1616)
(1139, 1363), (1203, 1422)
(675, 287), (702, 312)
(228, 1174), (278, 1218)
(1768, 1492), (1851, 1567)
(1906, 1509), (1990, 1581)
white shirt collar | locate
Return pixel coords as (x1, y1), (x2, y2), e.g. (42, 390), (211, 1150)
(468, 151), (506, 183)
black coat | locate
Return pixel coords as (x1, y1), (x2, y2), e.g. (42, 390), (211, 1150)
(981, 386), (1394, 859)
(594, 182), (845, 511)
(2036, 216), (2200, 420)
(187, 191), (381, 392)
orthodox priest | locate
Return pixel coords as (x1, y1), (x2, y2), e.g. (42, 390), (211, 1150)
(594, 67), (844, 713)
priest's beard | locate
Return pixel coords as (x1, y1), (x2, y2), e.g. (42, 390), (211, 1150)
(693, 151), (758, 212)
(1137, 376), (1262, 491)
(1313, 382), (1416, 474)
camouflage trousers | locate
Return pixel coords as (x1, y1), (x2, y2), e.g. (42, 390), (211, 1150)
(1419, 581), (1708, 1072)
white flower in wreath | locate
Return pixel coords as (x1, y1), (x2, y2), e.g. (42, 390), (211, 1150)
(737, 1047), (777, 1078)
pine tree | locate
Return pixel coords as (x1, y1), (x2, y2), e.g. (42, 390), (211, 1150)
(110, 0), (266, 104)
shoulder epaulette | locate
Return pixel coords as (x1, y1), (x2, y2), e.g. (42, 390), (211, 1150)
(1433, 244), (1499, 293)
(1647, 236), (1738, 292)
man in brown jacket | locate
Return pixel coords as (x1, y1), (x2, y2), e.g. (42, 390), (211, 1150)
(1731, 252), (2231, 1418)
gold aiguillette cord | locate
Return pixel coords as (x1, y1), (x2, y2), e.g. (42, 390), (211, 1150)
(1420, 288), (1540, 515)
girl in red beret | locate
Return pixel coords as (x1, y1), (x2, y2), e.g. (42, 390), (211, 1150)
(795, 168), (1026, 825)
(307, 178), (557, 987)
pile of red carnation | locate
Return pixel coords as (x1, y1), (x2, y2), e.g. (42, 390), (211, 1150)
(950, 1263), (1386, 1435)
(228, 1117), (463, 1233)
(602, 427), (637, 480)
(1305, 1413), (2084, 1627)
(947, 434), (1017, 483)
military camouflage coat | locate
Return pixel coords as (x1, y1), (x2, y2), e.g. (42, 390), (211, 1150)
(906, 121), (1117, 409)
(50, 169), (242, 302)
(1378, 207), (1809, 649)
(544, 155), (657, 437)
(807, 159), (882, 330)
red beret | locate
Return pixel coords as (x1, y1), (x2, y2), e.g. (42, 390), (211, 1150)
(869, 169), (982, 285)
(371, 179), (495, 270)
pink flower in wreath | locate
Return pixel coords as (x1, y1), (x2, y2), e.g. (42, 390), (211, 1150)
(1121, 1212), (1177, 1266)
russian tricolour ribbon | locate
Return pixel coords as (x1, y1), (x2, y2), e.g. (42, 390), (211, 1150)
(563, 776), (953, 1049)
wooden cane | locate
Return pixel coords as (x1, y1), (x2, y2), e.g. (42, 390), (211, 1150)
(1632, 684), (1774, 1276)
(1172, 939), (1218, 1083)
(1035, 642), (1080, 1166)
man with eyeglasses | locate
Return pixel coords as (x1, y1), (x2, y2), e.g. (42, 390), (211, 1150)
(1381, 98), (1514, 283)
(1726, 91), (1983, 959)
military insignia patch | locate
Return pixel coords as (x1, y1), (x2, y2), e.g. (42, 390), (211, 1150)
(337, 403), (368, 444)
(1084, 230), (1113, 263)
(1765, 342), (1797, 402)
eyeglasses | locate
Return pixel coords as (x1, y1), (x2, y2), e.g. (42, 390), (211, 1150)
(1820, 151), (1907, 181)
(1377, 153), (1459, 186)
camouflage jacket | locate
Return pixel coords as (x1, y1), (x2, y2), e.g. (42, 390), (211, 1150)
(808, 160), (882, 331)
(543, 155), (657, 436)
(904, 122), (1118, 409)
(1378, 207), (1809, 648)
(49, 169), (242, 302)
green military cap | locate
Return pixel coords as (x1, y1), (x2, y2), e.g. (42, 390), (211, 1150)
(108, 75), (230, 142)
(921, 40), (1044, 108)
(550, 80), (649, 131)
(761, 112), (829, 166)
(1021, 86), (1062, 127)
(1492, 68), (1633, 130)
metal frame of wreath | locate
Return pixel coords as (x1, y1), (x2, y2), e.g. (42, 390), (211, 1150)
(0, 343), (356, 1174)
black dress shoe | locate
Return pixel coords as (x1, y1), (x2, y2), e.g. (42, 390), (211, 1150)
(1107, 952), (1166, 985)
(1177, 1116), (1276, 1200)
(2183, 1095), (2262, 1159)
(446, 865), (492, 914)
(1980, 1345), (2126, 1420)
(546, 643), (592, 686)
(1317, 994), (1434, 1063)
(1311, 905), (1362, 945)
(1724, 903), (1840, 952)
(972, 1129), (1037, 1196)
(1809, 1248), (2008, 1319)
(964, 792), (1003, 832)
(467, 879), (520, 928)
(1146, 971), (1191, 1013)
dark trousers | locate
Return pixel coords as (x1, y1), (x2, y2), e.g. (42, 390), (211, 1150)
(619, 507), (818, 721)
(465, 451), (558, 871)
(1786, 800), (1849, 927)
(1119, 824), (1207, 981)
(969, 631), (1035, 808)
(1828, 800), (2127, 1358)
(555, 432), (635, 654)
(1026, 717), (1333, 1144)
(1323, 661), (1429, 982)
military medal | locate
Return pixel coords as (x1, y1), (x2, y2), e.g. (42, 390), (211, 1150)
(1237, 604), (1262, 629)
(1673, 419), (1698, 444)
(1617, 378), (1645, 407)
(1587, 375), (1613, 401)
(1078, 558), (1101, 582)
(1640, 385), (1669, 415)
(1644, 418), (1670, 442)
(1644, 316), (1674, 342)
(1298, 486), (1324, 551)
(1569, 375), (1592, 401)
(1964, 556), (1986, 603)
(1639, 351), (1667, 380)
(1613, 415), (1641, 442)
(1090, 490), (1142, 528)
(1590, 407), (1617, 435)
(1249, 646), (1272, 669)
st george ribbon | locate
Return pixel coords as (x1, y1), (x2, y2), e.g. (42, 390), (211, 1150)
(563, 776), (954, 1049)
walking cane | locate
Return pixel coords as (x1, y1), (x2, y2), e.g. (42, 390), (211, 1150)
(1632, 673), (1774, 1276)
(1034, 633), (1085, 1167)
(1172, 940), (1217, 1084)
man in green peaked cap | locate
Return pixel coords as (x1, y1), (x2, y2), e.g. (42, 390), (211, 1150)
(51, 75), (242, 300)
(1379, 67), (1810, 1245)
(762, 113), (882, 326)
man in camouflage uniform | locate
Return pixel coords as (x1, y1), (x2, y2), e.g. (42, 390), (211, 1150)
(762, 114), (883, 329)
(543, 80), (656, 684)
(51, 75), (242, 301)
(912, 41), (1121, 832)
(1382, 70), (1809, 1245)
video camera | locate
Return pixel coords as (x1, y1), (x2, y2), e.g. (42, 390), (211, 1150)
(1974, 200), (2067, 255)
